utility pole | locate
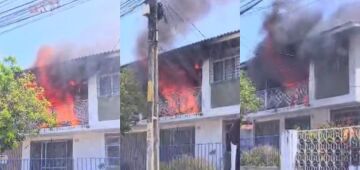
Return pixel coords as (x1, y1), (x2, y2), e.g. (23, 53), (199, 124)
(145, 0), (159, 169)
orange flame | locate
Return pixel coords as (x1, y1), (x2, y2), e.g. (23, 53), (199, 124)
(159, 65), (200, 115)
(34, 46), (79, 126)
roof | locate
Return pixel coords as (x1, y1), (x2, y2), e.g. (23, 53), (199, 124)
(26, 49), (120, 72)
(121, 30), (240, 68)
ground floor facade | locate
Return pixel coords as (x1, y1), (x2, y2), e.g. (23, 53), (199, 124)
(122, 116), (238, 170)
(1, 131), (120, 170)
(242, 104), (360, 150)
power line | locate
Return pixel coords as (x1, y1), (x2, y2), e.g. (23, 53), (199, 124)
(162, 0), (206, 38)
(0, 0), (94, 36)
(121, 0), (144, 17)
(240, 0), (263, 15)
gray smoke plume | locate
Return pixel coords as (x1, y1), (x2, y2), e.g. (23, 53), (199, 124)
(247, 0), (325, 87)
(136, 0), (234, 58)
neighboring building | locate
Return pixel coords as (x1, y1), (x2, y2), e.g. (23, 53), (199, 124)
(241, 21), (360, 151)
(121, 31), (240, 169)
(4, 50), (120, 170)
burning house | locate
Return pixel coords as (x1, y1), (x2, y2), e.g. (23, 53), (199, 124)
(3, 49), (121, 169)
(240, 1), (360, 152)
(120, 31), (240, 169)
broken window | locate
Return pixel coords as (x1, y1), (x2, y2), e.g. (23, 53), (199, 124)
(98, 73), (120, 97)
(105, 134), (120, 168)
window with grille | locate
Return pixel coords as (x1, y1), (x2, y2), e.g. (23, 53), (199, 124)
(98, 73), (120, 97)
(210, 47), (240, 83)
(105, 134), (120, 168)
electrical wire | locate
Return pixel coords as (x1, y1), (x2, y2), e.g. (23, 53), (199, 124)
(0, 0), (94, 36)
(162, 0), (206, 38)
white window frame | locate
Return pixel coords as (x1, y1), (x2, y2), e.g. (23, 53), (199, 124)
(105, 134), (120, 168)
(211, 53), (240, 83)
(97, 72), (120, 97)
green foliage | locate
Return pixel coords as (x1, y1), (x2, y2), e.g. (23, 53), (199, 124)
(240, 145), (280, 167)
(0, 56), (55, 152)
(240, 71), (261, 114)
(160, 155), (215, 170)
(120, 68), (146, 134)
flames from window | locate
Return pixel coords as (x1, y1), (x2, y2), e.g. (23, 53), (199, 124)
(33, 46), (79, 126)
(159, 64), (200, 116)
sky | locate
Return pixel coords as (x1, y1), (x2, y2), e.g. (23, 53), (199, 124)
(240, 0), (351, 63)
(120, 0), (240, 66)
(0, 0), (120, 69)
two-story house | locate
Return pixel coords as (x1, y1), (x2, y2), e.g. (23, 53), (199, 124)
(3, 50), (120, 170)
(120, 31), (240, 170)
(241, 20), (360, 151)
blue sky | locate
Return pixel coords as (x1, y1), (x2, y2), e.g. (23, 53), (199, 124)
(0, 0), (120, 68)
(120, 0), (240, 65)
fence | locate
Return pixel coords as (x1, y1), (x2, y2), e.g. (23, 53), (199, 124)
(291, 126), (360, 170)
(0, 158), (119, 170)
(121, 143), (230, 170)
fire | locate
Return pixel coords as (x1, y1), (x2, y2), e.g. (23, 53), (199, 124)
(159, 65), (200, 115)
(33, 46), (79, 126)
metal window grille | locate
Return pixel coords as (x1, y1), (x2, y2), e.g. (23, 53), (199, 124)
(210, 47), (240, 83)
(97, 72), (120, 97)
(105, 133), (120, 168)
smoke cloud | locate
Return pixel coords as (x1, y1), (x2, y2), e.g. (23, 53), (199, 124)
(136, 0), (235, 58)
(246, 0), (358, 87)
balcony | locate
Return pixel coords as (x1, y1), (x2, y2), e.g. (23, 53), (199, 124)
(54, 97), (89, 127)
(255, 82), (309, 111)
(159, 87), (202, 119)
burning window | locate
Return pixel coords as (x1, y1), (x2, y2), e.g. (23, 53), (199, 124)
(211, 47), (240, 83)
(98, 73), (120, 97)
(105, 134), (120, 168)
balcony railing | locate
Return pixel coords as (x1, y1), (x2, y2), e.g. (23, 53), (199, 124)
(54, 98), (89, 127)
(74, 98), (89, 125)
(255, 82), (309, 111)
(159, 87), (201, 118)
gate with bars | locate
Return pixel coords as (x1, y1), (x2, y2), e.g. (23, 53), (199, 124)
(281, 126), (360, 170)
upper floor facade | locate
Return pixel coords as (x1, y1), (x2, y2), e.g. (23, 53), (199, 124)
(34, 50), (120, 134)
(244, 22), (360, 120)
(123, 31), (240, 124)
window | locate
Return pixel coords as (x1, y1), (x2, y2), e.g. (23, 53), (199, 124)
(30, 140), (73, 170)
(105, 134), (120, 168)
(98, 73), (120, 97)
(160, 127), (195, 162)
(331, 106), (360, 126)
(255, 120), (280, 149)
(285, 116), (311, 130)
(211, 48), (240, 83)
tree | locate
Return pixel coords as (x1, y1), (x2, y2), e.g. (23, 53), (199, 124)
(229, 71), (260, 170)
(120, 68), (146, 134)
(240, 71), (261, 115)
(0, 57), (55, 152)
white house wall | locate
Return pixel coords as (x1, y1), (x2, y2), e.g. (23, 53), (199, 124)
(88, 74), (120, 130)
(253, 108), (330, 133)
(201, 59), (240, 117)
(22, 132), (106, 160)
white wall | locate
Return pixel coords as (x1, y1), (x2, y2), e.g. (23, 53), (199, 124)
(201, 60), (240, 117)
(308, 33), (359, 108)
(22, 132), (106, 160)
(88, 75), (120, 130)
(252, 108), (330, 133)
